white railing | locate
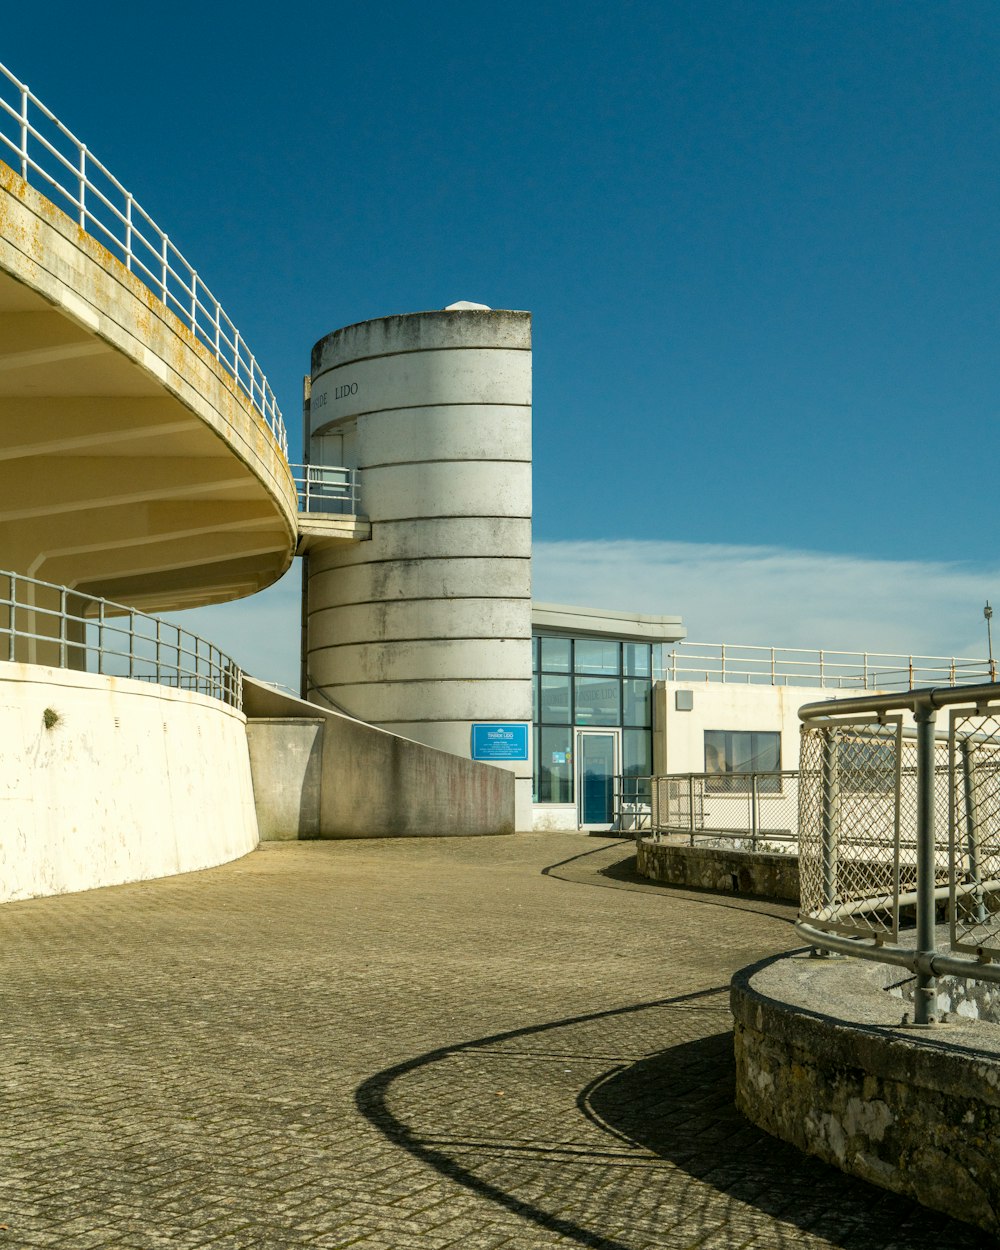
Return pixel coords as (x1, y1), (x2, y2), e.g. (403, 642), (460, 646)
(0, 570), (242, 708)
(0, 62), (287, 456)
(291, 464), (360, 515)
(665, 641), (993, 692)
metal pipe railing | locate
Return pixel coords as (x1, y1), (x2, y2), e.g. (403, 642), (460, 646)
(290, 464), (360, 515)
(0, 569), (242, 709)
(664, 641), (991, 692)
(0, 61), (287, 456)
(798, 685), (1000, 1025)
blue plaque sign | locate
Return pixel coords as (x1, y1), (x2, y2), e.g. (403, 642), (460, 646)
(471, 723), (529, 761)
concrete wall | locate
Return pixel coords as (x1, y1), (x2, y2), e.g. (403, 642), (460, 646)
(304, 309), (533, 830)
(654, 681), (813, 776)
(0, 663), (258, 903)
(243, 678), (514, 838)
(636, 836), (799, 900)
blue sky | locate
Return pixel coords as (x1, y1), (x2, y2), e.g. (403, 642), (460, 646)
(4, 3), (1000, 687)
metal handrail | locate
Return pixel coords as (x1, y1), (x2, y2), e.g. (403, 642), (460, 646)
(798, 684), (1000, 1024)
(0, 570), (242, 709)
(0, 61), (287, 456)
(666, 640), (992, 691)
(291, 463), (360, 515)
(648, 770), (800, 849)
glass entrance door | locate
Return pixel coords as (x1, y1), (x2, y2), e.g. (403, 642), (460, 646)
(577, 730), (619, 827)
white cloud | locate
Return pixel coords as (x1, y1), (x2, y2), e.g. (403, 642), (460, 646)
(161, 540), (1000, 688)
(533, 539), (998, 661)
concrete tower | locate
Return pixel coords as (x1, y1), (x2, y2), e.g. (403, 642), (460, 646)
(304, 306), (533, 828)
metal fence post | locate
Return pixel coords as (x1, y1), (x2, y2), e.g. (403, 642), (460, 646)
(688, 774), (696, 845)
(820, 728), (840, 914)
(751, 773), (760, 850)
(960, 738), (987, 926)
(914, 700), (938, 1024)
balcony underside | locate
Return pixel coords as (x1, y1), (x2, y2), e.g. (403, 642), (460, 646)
(0, 164), (297, 612)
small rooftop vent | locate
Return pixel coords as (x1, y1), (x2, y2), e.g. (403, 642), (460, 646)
(444, 300), (492, 311)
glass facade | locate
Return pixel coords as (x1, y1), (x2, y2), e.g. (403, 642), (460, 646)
(532, 634), (657, 804)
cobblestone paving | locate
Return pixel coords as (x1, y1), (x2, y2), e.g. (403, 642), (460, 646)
(0, 834), (988, 1249)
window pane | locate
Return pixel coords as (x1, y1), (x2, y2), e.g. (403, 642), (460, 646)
(532, 635), (539, 672)
(623, 678), (651, 727)
(574, 676), (620, 726)
(540, 674), (571, 724)
(750, 732), (780, 773)
(705, 730), (781, 792)
(574, 640), (620, 675)
(623, 729), (652, 800)
(532, 672), (539, 723)
(623, 643), (651, 677)
(538, 726), (573, 802)
(541, 637), (571, 673)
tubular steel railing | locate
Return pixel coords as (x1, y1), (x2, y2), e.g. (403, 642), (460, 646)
(613, 775), (653, 832)
(797, 685), (1000, 1025)
(665, 641), (993, 691)
(649, 771), (800, 849)
(291, 464), (360, 515)
(0, 61), (287, 456)
(0, 571), (242, 708)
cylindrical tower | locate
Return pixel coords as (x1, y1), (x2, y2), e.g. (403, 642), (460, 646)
(305, 305), (532, 829)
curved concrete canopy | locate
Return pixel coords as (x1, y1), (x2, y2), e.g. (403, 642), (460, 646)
(0, 162), (297, 612)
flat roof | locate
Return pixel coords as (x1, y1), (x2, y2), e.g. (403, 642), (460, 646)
(531, 602), (686, 644)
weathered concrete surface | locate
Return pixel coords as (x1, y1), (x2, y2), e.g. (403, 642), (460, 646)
(637, 834), (800, 901)
(244, 677), (514, 837)
(0, 662), (257, 902)
(0, 836), (988, 1249)
(732, 945), (1000, 1234)
(306, 308), (533, 829)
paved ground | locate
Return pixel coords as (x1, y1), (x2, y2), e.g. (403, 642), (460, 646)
(0, 834), (988, 1249)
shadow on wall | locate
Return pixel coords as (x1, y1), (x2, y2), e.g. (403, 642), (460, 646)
(243, 677), (514, 838)
(354, 991), (988, 1250)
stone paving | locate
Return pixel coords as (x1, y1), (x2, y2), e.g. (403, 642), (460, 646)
(0, 833), (989, 1249)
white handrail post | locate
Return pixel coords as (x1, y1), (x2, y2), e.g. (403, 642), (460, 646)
(125, 194), (133, 270)
(19, 84), (28, 180)
(161, 234), (169, 304)
(78, 144), (87, 228)
(8, 573), (15, 661)
(59, 585), (67, 668)
(190, 272), (198, 332)
(214, 304), (221, 358)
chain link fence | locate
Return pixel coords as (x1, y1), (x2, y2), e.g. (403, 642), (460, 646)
(650, 772), (799, 851)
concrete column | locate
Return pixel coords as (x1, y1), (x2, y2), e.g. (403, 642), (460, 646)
(305, 306), (533, 829)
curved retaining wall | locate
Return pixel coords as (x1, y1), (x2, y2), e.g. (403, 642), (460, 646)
(732, 948), (1000, 1234)
(637, 836), (799, 901)
(0, 663), (258, 902)
(305, 308), (533, 828)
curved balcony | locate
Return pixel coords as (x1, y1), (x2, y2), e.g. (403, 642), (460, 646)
(0, 62), (297, 612)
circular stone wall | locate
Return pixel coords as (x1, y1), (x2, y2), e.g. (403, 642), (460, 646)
(305, 308), (533, 829)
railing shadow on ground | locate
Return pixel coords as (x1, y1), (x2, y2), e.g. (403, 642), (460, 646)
(541, 839), (799, 922)
(354, 989), (988, 1249)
